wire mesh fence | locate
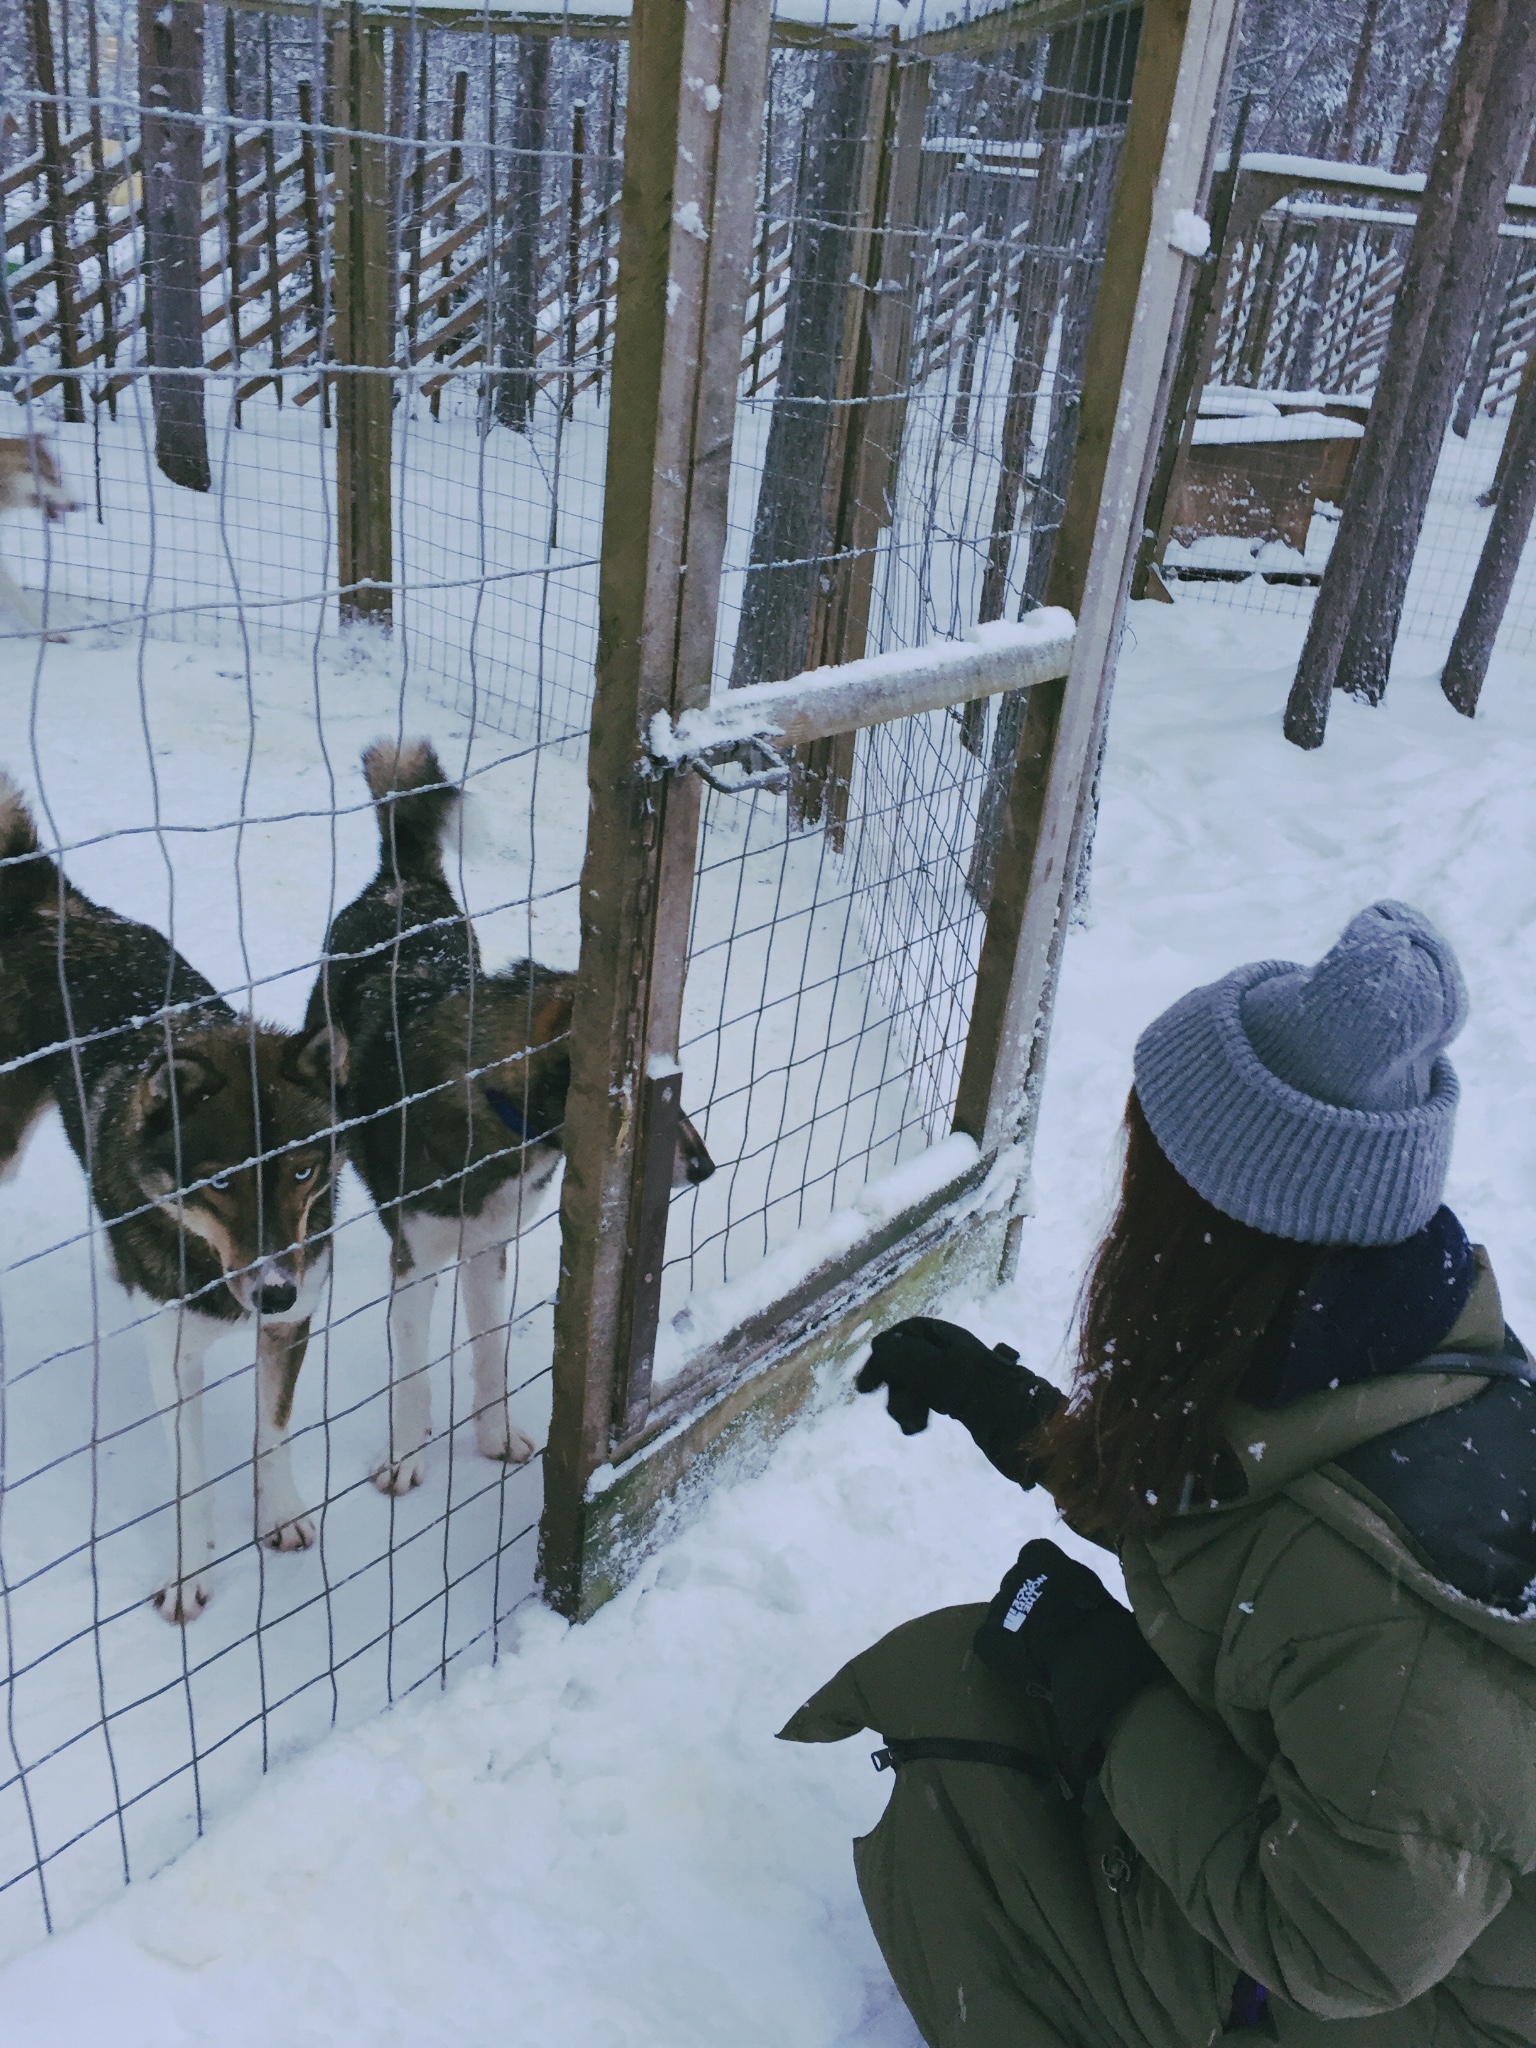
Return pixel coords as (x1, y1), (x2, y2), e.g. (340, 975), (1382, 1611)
(0, 0), (1178, 1961)
(0, 0), (622, 1956)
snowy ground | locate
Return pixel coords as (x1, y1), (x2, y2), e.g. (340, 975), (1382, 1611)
(4, 591), (1533, 2044)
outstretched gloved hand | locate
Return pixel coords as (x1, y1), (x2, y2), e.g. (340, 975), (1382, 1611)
(854, 1317), (1062, 1486)
(973, 1538), (1164, 1782)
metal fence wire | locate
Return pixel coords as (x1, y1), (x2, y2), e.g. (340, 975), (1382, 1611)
(657, 9), (1136, 1390)
(1, 0), (1142, 1957)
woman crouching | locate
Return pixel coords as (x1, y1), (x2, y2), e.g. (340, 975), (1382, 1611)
(782, 902), (1536, 2048)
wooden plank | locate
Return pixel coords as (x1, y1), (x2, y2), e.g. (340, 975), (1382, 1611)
(953, 0), (1244, 1154)
(568, 1169), (1011, 1617)
(540, 0), (773, 1618)
(332, 8), (393, 624)
(297, 76), (331, 423)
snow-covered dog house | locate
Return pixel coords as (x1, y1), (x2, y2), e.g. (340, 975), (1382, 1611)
(0, 0), (1240, 1951)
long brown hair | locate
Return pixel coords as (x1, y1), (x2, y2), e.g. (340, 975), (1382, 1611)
(1031, 1092), (1314, 1543)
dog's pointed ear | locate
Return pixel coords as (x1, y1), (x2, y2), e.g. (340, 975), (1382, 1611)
(287, 1023), (349, 1089)
(137, 1050), (224, 1123)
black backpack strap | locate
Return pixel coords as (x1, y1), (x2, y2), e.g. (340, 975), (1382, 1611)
(1412, 1333), (1535, 1387)
(872, 1736), (1053, 1782)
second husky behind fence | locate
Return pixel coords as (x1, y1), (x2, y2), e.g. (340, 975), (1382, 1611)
(309, 742), (714, 1494)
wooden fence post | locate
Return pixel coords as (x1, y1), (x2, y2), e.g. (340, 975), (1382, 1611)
(563, 102), (586, 421)
(261, 19), (284, 403)
(541, 0), (773, 1620)
(223, 11), (245, 425)
(953, 0), (1243, 1167)
(84, 0), (118, 412)
(1131, 88), (1251, 599)
(331, 7), (393, 627)
(296, 77), (330, 428)
(28, 0), (84, 426)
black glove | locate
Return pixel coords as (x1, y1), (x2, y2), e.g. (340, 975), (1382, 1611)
(973, 1539), (1163, 1781)
(855, 1317), (1062, 1485)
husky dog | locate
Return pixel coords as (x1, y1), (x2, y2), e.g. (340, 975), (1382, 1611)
(308, 741), (714, 1494)
(0, 776), (347, 1621)
(0, 436), (80, 638)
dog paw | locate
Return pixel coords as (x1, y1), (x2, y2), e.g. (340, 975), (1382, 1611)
(154, 1573), (213, 1625)
(477, 1412), (538, 1465)
(373, 1452), (427, 1496)
(259, 1512), (317, 1553)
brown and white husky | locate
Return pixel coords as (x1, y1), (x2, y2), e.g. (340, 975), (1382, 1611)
(307, 741), (713, 1494)
(0, 775), (347, 1620)
(0, 436), (80, 637)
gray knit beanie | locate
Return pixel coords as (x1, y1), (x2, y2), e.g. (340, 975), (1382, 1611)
(1132, 902), (1467, 1246)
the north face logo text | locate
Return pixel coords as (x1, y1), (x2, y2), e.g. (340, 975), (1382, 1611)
(1002, 1573), (1049, 1632)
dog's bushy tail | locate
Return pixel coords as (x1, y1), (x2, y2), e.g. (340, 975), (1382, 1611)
(362, 739), (458, 883)
(0, 773), (55, 930)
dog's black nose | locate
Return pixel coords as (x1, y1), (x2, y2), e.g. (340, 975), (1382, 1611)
(257, 1283), (298, 1317)
(686, 1152), (716, 1185)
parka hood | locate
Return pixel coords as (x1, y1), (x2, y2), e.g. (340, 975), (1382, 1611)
(1210, 1252), (1536, 1667)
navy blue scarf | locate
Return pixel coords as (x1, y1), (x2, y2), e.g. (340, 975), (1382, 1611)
(1268, 1206), (1476, 1408)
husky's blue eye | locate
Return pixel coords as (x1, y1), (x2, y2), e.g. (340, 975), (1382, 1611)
(294, 1165), (313, 1183)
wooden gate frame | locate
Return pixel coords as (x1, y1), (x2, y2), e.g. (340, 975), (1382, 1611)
(541, 0), (1243, 1620)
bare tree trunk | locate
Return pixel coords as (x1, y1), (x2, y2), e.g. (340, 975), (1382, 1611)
(1337, 0), (1384, 163)
(1283, 0), (1532, 747)
(139, 0), (210, 491)
(495, 33), (549, 434)
(728, 48), (874, 691)
(1334, 19), (1536, 705)
(1440, 366), (1536, 714)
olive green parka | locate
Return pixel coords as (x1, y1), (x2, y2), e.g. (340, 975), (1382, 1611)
(781, 1260), (1536, 2047)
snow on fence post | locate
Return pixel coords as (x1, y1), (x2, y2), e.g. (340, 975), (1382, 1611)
(953, 0), (1244, 1176)
(331, 4), (393, 628)
(540, 0), (773, 1621)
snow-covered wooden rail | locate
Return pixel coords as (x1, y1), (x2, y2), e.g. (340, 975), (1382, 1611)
(646, 609), (1076, 767)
